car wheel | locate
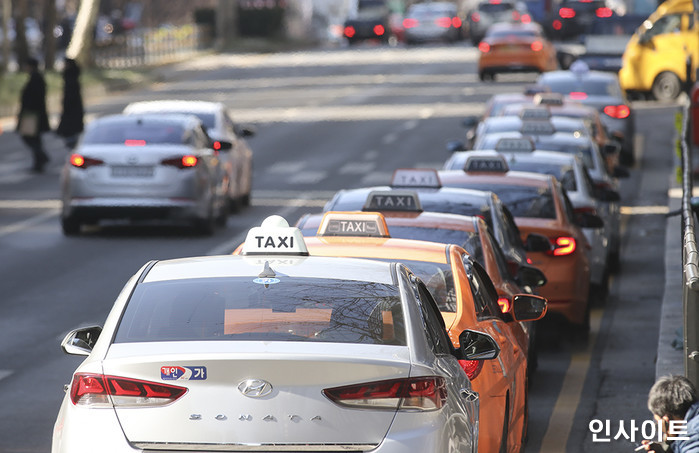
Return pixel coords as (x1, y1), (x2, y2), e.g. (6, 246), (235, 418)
(61, 215), (81, 236)
(652, 72), (682, 101)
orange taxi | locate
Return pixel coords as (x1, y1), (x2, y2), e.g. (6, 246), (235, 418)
(438, 153), (602, 330)
(477, 22), (558, 82)
(290, 211), (548, 453)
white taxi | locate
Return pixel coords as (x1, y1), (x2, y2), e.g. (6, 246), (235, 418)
(52, 216), (500, 453)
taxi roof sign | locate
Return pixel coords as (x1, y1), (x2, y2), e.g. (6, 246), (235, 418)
(363, 190), (423, 212)
(533, 93), (564, 106)
(494, 137), (535, 153)
(390, 168), (441, 188)
(520, 121), (555, 135)
(464, 154), (509, 173)
(317, 211), (390, 238)
(241, 215), (309, 256)
(519, 107), (551, 120)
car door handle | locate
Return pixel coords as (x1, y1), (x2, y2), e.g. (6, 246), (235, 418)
(460, 389), (479, 403)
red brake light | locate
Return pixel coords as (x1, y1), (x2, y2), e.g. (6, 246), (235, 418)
(559, 7), (575, 18)
(459, 360), (484, 380)
(162, 155), (198, 168)
(436, 16), (452, 28)
(596, 7), (612, 17)
(125, 139), (146, 146)
(70, 373), (187, 407)
(70, 153), (103, 169)
(323, 376), (447, 411)
(548, 236), (576, 256)
(569, 91), (588, 100)
(471, 12), (481, 22)
(498, 297), (512, 314)
(603, 104), (630, 119)
(512, 11), (521, 20)
(403, 18), (418, 28)
(344, 26), (356, 38)
(478, 42), (491, 52)
(521, 14), (531, 23)
(552, 19), (562, 30)
(531, 41), (543, 51)
(452, 17), (462, 28)
(213, 141), (222, 151)
(526, 257), (533, 264)
(373, 24), (385, 36)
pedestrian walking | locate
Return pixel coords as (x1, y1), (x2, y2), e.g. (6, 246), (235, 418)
(641, 375), (699, 452)
(56, 58), (84, 149)
(16, 57), (50, 173)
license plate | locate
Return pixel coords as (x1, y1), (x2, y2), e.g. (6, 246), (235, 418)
(111, 166), (154, 177)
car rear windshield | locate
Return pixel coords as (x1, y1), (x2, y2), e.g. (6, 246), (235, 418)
(478, 3), (514, 13)
(506, 162), (578, 191)
(542, 78), (622, 97)
(114, 277), (406, 345)
(82, 122), (185, 145)
(456, 184), (556, 219)
(487, 29), (537, 39)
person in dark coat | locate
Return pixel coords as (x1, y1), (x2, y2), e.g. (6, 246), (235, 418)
(16, 57), (50, 173)
(56, 58), (84, 149)
(642, 375), (699, 452)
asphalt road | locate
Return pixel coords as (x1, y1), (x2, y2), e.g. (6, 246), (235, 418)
(0, 43), (680, 452)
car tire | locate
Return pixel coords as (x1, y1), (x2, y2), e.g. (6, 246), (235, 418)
(61, 215), (81, 236)
(652, 72), (682, 101)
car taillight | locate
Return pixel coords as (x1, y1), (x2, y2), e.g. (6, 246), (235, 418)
(403, 18), (418, 28)
(453, 17), (462, 28)
(70, 373), (187, 407)
(512, 11), (521, 20)
(471, 12), (481, 22)
(478, 42), (491, 52)
(521, 14), (532, 23)
(552, 19), (562, 30)
(531, 41), (543, 51)
(459, 360), (484, 380)
(596, 7), (612, 17)
(547, 236), (576, 256)
(70, 154), (104, 169)
(344, 26), (355, 38)
(436, 16), (452, 28)
(559, 7), (575, 18)
(569, 91), (588, 100)
(162, 155), (198, 168)
(498, 297), (512, 313)
(373, 24), (385, 36)
(125, 139), (146, 146)
(603, 104), (630, 119)
(323, 376), (447, 411)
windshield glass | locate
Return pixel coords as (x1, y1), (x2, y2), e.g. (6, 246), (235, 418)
(82, 122), (185, 145)
(455, 184), (557, 218)
(115, 277), (406, 345)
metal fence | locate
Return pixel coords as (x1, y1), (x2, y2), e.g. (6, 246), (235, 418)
(93, 24), (206, 69)
(681, 100), (699, 386)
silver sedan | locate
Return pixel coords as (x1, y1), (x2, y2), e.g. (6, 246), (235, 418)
(60, 113), (228, 235)
(53, 216), (499, 453)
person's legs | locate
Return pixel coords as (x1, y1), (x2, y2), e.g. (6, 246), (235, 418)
(23, 135), (49, 172)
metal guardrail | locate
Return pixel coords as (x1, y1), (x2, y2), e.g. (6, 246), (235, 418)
(681, 100), (699, 385)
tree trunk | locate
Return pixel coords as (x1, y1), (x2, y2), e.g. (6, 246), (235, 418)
(13, 0), (29, 67)
(1, 0), (11, 73)
(42, 0), (57, 70)
(66, 0), (100, 68)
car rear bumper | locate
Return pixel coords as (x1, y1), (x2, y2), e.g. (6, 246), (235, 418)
(62, 197), (207, 222)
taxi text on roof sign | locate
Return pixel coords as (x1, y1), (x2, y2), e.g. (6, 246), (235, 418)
(390, 168), (441, 188)
(363, 190), (423, 212)
(494, 137), (535, 152)
(464, 155), (509, 173)
(318, 212), (390, 237)
(241, 215), (309, 256)
(520, 121), (555, 135)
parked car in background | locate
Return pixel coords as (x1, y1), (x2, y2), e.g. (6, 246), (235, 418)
(466, 0), (531, 44)
(402, 1), (463, 44)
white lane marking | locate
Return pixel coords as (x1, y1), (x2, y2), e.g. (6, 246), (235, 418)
(413, 162), (443, 170)
(288, 171), (327, 185)
(266, 161), (306, 174)
(252, 190), (337, 199)
(0, 200), (61, 209)
(0, 370), (13, 381)
(403, 119), (420, 131)
(539, 308), (603, 451)
(361, 171), (393, 186)
(251, 198), (328, 207)
(363, 150), (379, 160)
(0, 209), (59, 238)
(339, 162), (376, 175)
(382, 133), (398, 145)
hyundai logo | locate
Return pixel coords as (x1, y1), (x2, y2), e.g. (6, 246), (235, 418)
(238, 379), (273, 398)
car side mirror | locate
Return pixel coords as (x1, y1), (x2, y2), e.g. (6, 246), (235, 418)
(61, 325), (102, 356)
(511, 294), (548, 322)
(458, 330), (500, 360)
(447, 140), (466, 153)
(524, 233), (552, 252)
(516, 264), (547, 288)
(575, 210), (604, 228)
